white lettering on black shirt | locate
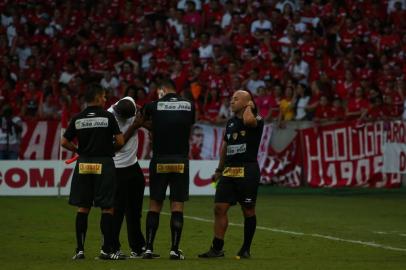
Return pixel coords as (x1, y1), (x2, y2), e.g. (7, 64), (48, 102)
(75, 117), (109, 129)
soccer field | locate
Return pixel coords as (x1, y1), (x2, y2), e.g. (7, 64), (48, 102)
(1, 188), (406, 270)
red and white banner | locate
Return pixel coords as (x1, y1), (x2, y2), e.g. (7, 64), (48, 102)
(0, 160), (218, 196)
(383, 121), (406, 173)
(13, 120), (404, 190)
(261, 135), (302, 187)
(19, 120), (74, 160)
(301, 121), (401, 187)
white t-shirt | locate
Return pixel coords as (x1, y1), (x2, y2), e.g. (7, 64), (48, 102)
(295, 96), (310, 120)
(108, 97), (139, 168)
(247, 79), (266, 95)
(59, 71), (75, 84)
(250, 20), (272, 33)
(100, 76), (119, 90)
(199, 44), (214, 59)
(221, 12), (232, 29)
(289, 60), (309, 84)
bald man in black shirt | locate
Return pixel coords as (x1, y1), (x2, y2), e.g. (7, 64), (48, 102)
(199, 90), (264, 259)
(61, 84), (125, 260)
(142, 79), (195, 260)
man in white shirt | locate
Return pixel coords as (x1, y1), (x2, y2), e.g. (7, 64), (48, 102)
(198, 32), (214, 60)
(250, 10), (272, 34)
(288, 50), (309, 85)
(245, 69), (266, 96)
(108, 97), (148, 258)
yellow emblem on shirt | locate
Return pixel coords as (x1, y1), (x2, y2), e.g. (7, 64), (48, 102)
(222, 167), (245, 178)
(79, 163), (102, 174)
(156, 163), (185, 173)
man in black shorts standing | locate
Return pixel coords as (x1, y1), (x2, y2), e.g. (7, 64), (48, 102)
(142, 79), (195, 260)
(198, 90), (264, 259)
(61, 84), (125, 260)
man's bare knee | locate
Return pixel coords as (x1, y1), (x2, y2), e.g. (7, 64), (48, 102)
(214, 204), (229, 217)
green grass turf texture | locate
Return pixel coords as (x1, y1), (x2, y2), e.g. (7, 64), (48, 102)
(1, 187), (406, 270)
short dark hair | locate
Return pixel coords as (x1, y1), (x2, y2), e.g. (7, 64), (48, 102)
(158, 78), (176, 91)
(85, 84), (105, 103)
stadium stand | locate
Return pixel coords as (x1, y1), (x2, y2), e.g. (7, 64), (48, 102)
(0, 0), (404, 123)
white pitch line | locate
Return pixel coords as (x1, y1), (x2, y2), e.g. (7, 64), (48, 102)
(160, 212), (406, 253)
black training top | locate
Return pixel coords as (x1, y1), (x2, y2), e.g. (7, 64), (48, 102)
(144, 93), (195, 160)
(223, 115), (264, 164)
(63, 106), (121, 157)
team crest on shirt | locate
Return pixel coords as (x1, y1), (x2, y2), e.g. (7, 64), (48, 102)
(232, 132), (238, 140)
(240, 130), (246, 137)
(228, 122), (234, 128)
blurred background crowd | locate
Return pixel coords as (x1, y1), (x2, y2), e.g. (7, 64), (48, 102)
(0, 0), (405, 126)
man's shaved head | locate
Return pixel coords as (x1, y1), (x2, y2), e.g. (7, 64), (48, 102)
(230, 90), (256, 114)
(234, 90), (252, 101)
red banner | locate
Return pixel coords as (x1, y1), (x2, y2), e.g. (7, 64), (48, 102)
(300, 121), (401, 187)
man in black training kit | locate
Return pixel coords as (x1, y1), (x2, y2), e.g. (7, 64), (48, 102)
(142, 79), (195, 260)
(198, 90), (264, 259)
(107, 97), (148, 258)
(61, 84), (125, 260)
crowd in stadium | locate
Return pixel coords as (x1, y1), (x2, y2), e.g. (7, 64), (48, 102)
(0, 0), (405, 125)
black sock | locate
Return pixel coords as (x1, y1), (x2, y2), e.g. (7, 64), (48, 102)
(112, 209), (125, 252)
(212, 237), (224, 251)
(100, 213), (114, 253)
(75, 212), (88, 252)
(242, 215), (256, 251)
(170, 211), (184, 251)
(145, 211), (160, 251)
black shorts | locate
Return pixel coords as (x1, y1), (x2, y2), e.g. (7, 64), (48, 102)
(149, 159), (189, 202)
(215, 163), (260, 207)
(69, 156), (116, 208)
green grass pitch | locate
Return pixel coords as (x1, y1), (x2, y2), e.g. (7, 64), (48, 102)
(1, 187), (406, 270)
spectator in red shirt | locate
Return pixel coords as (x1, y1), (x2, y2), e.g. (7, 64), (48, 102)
(330, 96), (346, 121)
(202, 0), (224, 28)
(313, 95), (333, 122)
(201, 87), (221, 124)
(255, 86), (276, 120)
(183, 1), (203, 32)
(232, 22), (257, 57)
(335, 70), (360, 99)
(361, 95), (389, 121)
(346, 86), (369, 120)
